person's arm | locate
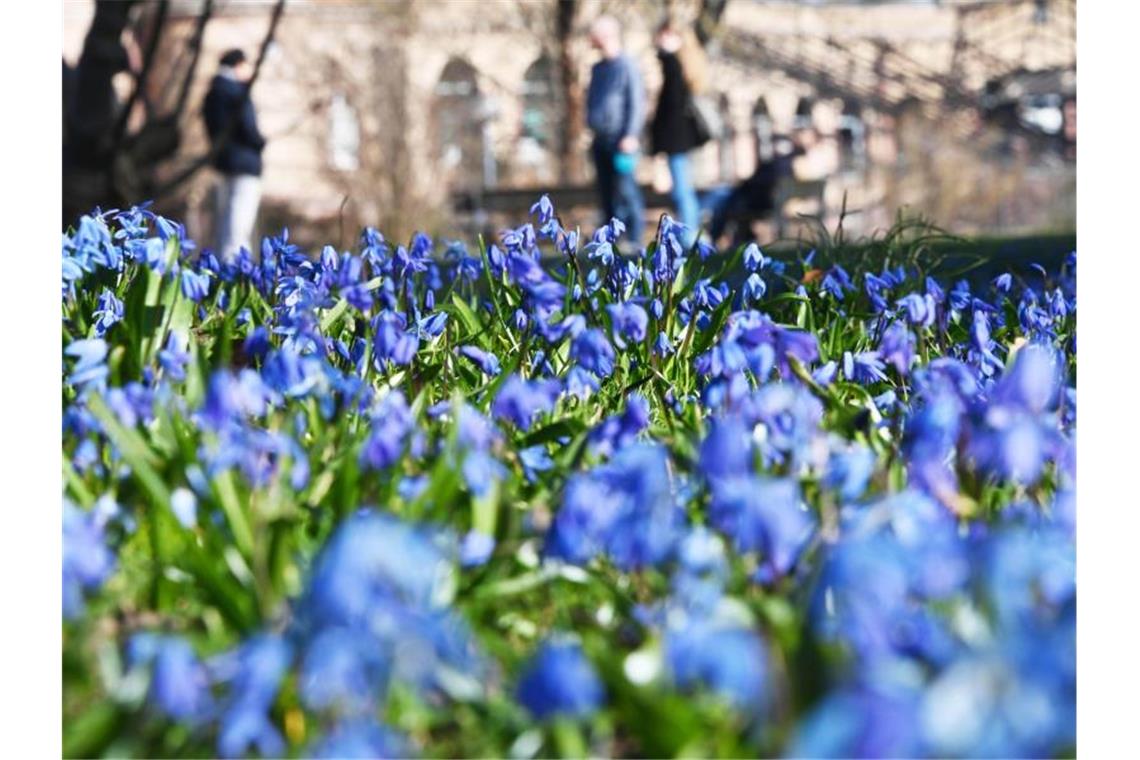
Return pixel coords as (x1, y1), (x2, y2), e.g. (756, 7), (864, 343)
(619, 58), (645, 151)
(236, 96), (267, 151)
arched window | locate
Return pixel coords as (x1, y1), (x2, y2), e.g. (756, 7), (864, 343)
(521, 56), (557, 148)
(752, 97), (774, 164)
(433, 58), (486, 189)
(328, 93), (360, 172)
(793, 96), (815, 132)
(837, 97), (866, 172)
(716, 93), (735, 181)
(516, 56), (560, 183)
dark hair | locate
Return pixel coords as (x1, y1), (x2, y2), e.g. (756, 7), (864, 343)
(220, 49), (246, 68)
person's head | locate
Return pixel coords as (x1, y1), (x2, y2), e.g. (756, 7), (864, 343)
(219, 49), (252, 81)
(589, 15), (623, 58)
(655, 20), (683, 53)
(657, 19), (706, 94)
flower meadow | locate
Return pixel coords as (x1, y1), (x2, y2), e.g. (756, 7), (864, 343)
(62, 199), (1075, 759)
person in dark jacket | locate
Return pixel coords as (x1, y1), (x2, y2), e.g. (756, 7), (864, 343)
(203, 49), (266, 260)
(586, 15), (646, 246)
(650, 20), (707, 246)
(707, 133), (805, 244)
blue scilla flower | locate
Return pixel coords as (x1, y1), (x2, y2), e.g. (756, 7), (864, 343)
(310, 719), (408, 759)
(606, 301), (648, 349)
(698, 416), (754, 481)
(299, 627), (390, 713)
(62, 501), (115, 618)
(707, 475), (813, 580)
(878, 320), (916, 376)
(180, 269), (212, 302)
(654, 331), (674, 357)
(824, 442), (877, 502)
(359, 391), (415, 471)
(170, 487), (198, 529)
(65, 338), (109, 391)
(723, 311), (820, 380)
(459, 530), (495, 568)
(822, 265), (855, 300)
(947, 278), (972, 313)
(969, 308), (1004, 376)
(492, 375), (561, 432)
(993, 272), (1013, 293)
(990, 343), (1063, 415)
(546, 471), (624, 565)
(589, 393), (650, 457)
(743, 272), (767, 302)
(215, 634), (293, 759)
(786, 667), (924, 758)
(813, 360), (839, 387)
(524, 279), (568, 322)
(461, 448), (507, 498)
(458, 345), (501, 376)
(665, 621), (768, 711)
(547, 444), (683, 570)
(372, 310), (419, 369)
(92, 288), (124, 337)
(864, 272), (892, 313)
(985, 525), (1074, 635)
(570, 328), (616, 377)
(201, 369), (272, 431)
(742, 242), (766, 272)
(304, 511), (450, 622)
(66, 213), (121, 275)
(565, 364), (601, 401)
(158, 331), (191, 381)
(843, 351), (889, 385)
(896, 292), (937, 329)
(518, 445), (555, 483)
(920, 646), (1074, 758)
(528, 193), (556, 229)
(968, 412), (1056, 485)
(672, 526), (728, 615)
(585, 239), (615, 267)
(262, 345), (325, 399)
(738, 382), (826, 469)
(516, 640), (605, 721)
(692, 278), (727, 310)
(126, 236), (167, 272)
(129, 634), (212, 723)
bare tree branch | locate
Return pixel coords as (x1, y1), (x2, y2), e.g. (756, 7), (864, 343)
(170, 0), (215, 121)
(695, 0), (730, 47)
(110, 0), (169, 157)
(153, 0), (287, 200)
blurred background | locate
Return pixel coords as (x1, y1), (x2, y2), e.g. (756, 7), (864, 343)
(62, 0), (1075, 248)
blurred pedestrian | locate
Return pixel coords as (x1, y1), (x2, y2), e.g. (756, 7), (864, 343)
(203, 49), (266, 261)
(586, 15), (645, 246)
(706, 133), (805, 245)
(650, 19), (707, 247)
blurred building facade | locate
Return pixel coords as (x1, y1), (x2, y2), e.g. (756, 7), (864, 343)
(63, 0), (1076, 245)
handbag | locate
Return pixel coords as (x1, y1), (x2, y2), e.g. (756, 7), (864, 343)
(687, 94), (723, 147)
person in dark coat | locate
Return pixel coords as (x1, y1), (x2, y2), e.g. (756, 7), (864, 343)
(707, 134), (805, 244)
(203, 49), (266, 260)
(650, 20), (707, 246)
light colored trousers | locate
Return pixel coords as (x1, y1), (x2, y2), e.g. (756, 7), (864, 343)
(215, 173), (262, 261)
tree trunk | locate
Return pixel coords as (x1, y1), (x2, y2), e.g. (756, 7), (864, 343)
(555, 0), (584, 184)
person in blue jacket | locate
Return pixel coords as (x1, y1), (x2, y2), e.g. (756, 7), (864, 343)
(203, 49), (266, 261)
(586, 15), (645, 246)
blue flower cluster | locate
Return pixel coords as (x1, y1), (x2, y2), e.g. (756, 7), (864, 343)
(61, 196), (1075, 757)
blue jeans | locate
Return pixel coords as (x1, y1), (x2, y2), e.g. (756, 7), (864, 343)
(667, 152), (700, 247)
(592, 142), (644, 246)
